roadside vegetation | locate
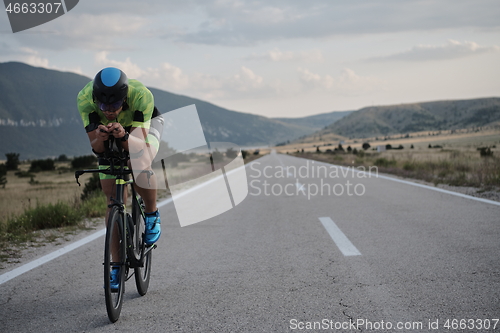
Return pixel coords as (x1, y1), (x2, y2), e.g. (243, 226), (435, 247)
(0, 149), (266, 266)
(0, 155), (107, 265)
(291, 138), (500, 190)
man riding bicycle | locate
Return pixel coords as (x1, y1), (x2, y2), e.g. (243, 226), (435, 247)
(77, 67), (162, 252)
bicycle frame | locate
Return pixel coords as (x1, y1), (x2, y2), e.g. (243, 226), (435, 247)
(75, 136), (156, 322)
(75, 137), (155, 268)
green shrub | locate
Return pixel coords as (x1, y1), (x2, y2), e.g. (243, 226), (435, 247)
(478, 147), (493, 157)
(5, 153), (20, 171)
(29, 159), (55, 172)
(5, 202), (82, 235)
(81, 173), (102, 201)
(374, 158), (397, 168)
(225, 147), (238, 159)
(78, 191), (107, 218)
(72, 155), (98, 169)
(211, 149), (224, 163)
(15, 170), (35, 178)
(0, 164), (6, 188)
(403, 161), (416, 171)
(0, 191), (107, 243)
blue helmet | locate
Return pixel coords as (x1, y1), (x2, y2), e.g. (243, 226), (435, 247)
(92, 67), (128, 104)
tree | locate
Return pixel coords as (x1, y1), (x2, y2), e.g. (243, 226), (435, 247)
(211, 149), (224, 163)
(362, 143), (371, 150)
(5, 153), (20, 171)
(71, 155), (97, 169)
(81, 173), (101, 200)
(29, 158), (55, 172)
(0, 164), (7, 188)
(225, 147), (238, 159)
(479, 147), (493, 157)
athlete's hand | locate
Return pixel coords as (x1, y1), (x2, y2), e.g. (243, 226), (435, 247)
(107, 123), (127, 139)
(96, 125), (110, 141)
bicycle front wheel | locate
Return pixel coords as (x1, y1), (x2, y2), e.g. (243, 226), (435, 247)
(132, 196), (152, 296)
(104, 206), (126, 323)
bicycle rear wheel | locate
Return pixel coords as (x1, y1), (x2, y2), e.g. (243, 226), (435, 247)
(132, 195), (152, 296)
(104, 206), (126, 323)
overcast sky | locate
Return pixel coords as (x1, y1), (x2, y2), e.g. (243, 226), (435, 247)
(1, 0), (499, 118)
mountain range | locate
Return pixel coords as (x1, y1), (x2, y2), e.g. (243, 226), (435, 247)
(2, 62), (498, 160)
(315, 98), (500, 139)
(0, 62), (348, 159)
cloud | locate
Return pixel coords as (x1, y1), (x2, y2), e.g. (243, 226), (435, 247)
(297, 67), (384, 96)
(297, 67), (334, 90)
(244, 48), (324, 62)
(186, 66), (273, 100)
(71, 0), (194, 16)
(95, 52), (192, 91)
(0, 46), (49, 68)
(8, 1), (500, 50)
(9, 13), (149, 52)
(172, 0), (500, 45)
(369, 40), (500, 62)
(19, 48), (49, 68)
(0, 45), (84, 74)
(95, 51), (147, 79)
(94, 52), (275, 100)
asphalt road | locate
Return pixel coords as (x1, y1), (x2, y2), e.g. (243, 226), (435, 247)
(1, 152), (499, 332)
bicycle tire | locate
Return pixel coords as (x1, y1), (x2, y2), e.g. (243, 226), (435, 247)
(132, 196), (152, 296)
(104, 206), (126, 323)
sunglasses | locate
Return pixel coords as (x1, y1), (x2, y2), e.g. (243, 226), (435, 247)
(99, 100), (124, 112)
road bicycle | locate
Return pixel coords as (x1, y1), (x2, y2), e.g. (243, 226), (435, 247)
(75, 136), (156, 322)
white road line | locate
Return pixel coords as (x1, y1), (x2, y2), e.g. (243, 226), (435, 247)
(276, 155), (305, 194)
(319, 217), (361, 256)
(283, 154), (500, 207)
(0, 229), (106, 285)
(296, 181), (306, 195)
(0, 159), (262, 285)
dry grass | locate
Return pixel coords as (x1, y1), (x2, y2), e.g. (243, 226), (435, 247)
(279, 127), (500, 154)
(0, 149), (267, 222)
(0, 163), (85, 221)
(278, 127), (500, 190)
(290, 145), (499, 189)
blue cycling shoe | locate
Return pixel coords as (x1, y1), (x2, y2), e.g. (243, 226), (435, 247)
(144, 210), (161, 245)
(109, 267), (120, 292)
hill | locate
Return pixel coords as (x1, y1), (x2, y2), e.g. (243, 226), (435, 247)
(274, 110), (354, 132)
(317, 98), (500, 139)
(0, 62), (326, 159)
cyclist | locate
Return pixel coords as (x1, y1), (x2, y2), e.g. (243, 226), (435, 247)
(77, 68), (163, 285)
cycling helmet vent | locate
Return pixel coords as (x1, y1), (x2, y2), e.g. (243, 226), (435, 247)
(93, 67), (128, 104)
(101, 67), (122, 87)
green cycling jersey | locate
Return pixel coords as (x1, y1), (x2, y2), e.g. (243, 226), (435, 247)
(77, 79), (155, 132)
